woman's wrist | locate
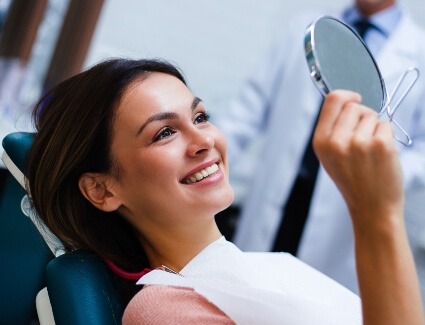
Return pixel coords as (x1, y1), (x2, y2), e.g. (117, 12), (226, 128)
(350, 206), (405, 245)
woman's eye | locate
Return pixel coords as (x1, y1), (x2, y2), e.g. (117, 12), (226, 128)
(153, 127), (175, 142)
(194, 112), (210, 124)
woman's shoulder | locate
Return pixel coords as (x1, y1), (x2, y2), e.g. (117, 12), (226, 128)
(122, 285), (235, 324)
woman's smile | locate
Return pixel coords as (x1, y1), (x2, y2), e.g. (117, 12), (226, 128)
(181, 159), (221, 184)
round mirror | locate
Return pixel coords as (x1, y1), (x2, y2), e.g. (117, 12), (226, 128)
(305, 16), (387, 113)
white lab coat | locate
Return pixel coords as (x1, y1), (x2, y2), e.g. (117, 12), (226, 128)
(217, 9), (425, 294)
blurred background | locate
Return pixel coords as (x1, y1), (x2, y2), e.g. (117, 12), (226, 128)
(0, 1), (424, 324)
(85, 0), (425, 117)
(1, 0), (425, 134)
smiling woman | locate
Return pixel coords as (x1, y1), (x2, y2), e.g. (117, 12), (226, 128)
(25, 58), (424, 324)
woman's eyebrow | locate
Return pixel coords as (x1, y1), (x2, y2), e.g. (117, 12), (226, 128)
(192, 97), (202, 110)
(136, 112), (178, 137)
(135, 97), (203, 137)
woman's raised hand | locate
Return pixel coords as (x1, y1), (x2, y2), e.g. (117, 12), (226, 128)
(313, 90), (404, 231)
(313, 90), (424, 325)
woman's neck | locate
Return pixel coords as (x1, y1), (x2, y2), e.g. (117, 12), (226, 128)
(139, 218), (222, 272)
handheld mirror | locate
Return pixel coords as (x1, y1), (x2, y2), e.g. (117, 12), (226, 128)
(304, 16), (419, 146)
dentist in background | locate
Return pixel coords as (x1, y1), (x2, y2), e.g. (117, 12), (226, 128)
(217, 0), (425, 300)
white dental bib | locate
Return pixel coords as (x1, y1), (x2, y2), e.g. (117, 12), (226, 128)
(138, 237), (362, 324)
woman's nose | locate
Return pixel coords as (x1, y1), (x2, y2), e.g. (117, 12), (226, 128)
(186, 128), (214, 156)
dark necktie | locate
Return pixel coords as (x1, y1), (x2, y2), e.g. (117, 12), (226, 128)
(353, 19), (378, 40)
(272, 114), (319, 254)
(272, 19), (374, 254)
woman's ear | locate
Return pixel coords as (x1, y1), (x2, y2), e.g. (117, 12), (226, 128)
(78, 173), (122, 212)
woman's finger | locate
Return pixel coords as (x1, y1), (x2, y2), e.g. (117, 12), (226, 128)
(331, 102), (373, 144)
(351, 110), (380, 147)
(315, 90), (362, 139)
(374, 120), (395, 144)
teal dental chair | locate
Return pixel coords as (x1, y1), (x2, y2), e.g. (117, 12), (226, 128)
(0, 162), (52, 325)
(1, 132), (126, 325)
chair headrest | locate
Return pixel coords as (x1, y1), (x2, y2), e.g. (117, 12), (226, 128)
(2, 132), (65, 256)
(1, 132), (35, 188)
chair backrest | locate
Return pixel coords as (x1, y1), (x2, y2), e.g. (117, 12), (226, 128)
(46, 251), (125, 325)
(1, 132), (52, 325)
(1, 132), (126, 325)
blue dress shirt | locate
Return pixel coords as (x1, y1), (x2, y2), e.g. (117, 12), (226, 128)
(343, 3), (402, 56)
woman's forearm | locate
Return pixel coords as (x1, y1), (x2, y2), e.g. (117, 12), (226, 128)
(353, 214), (424, 325)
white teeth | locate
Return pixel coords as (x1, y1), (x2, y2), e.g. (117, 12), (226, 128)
(185, 163), (219, 184)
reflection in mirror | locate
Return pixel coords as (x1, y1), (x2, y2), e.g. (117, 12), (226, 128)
(304, 16), (418, 146)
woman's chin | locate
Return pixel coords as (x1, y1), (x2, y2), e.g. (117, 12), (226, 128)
(213, 187), (235, 214)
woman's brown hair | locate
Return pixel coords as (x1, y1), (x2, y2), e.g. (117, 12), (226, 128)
(26, 58), (186, 300)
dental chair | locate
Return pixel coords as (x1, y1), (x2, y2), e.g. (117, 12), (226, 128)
(0, 165), (52, 325)
(2, 132), (126, 325)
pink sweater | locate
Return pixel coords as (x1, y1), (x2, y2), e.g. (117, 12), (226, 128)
(123, 285), (235, 324)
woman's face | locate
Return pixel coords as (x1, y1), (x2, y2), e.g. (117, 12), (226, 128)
(109, 72), (233, 231)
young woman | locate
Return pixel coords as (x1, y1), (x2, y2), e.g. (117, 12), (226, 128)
(26, 59), (423, 324)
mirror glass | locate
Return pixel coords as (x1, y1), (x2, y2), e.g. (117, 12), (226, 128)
(305, 16), (386, 113)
